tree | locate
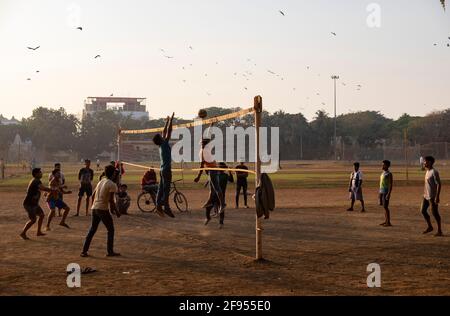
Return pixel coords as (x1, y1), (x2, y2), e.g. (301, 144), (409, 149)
(22, 107), (79, 153)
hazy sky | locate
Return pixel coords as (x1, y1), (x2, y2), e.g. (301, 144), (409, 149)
(0, 0), (449, 121)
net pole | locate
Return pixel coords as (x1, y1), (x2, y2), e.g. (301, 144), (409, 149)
(254, 96), (263, 260)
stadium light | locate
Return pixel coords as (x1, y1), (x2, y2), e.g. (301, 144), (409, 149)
(331, 75), (340, 160)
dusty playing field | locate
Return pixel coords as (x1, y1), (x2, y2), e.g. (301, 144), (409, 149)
(1, 162), (449, 295)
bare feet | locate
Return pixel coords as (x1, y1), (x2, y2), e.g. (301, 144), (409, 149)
(383, 223), (392, 227)
(59, 223), (70, 229)
(20, 232), (30, 240)
(379, 222), (386, 226)
(423, 227), (434, 234)
(80, 252), (89, 257)
(434, 231), (444, 237)
(44, 226), (51, 232)
(37, 232), (46, 236)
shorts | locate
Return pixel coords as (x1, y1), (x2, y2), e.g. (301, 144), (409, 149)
(79, 184), (93, 197)
(379, 193), (390, 208)
(47, 199), (67, 210)
(350, 187), (363, 201)
(24, 204), (44, 221)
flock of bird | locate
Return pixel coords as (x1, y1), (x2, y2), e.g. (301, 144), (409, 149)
(24, 5), (447, 109)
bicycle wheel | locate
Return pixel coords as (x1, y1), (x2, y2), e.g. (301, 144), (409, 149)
(174, 192), (189, 213)
(137, 192), (156, 213)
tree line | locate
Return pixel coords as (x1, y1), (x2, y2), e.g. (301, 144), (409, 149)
(1, 106), (449, 161)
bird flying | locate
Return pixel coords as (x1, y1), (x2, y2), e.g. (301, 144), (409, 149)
(331, 32), (337, 36)
(94, 55), (101, 58)
(27, 46), (40, 50)
(76, 27), (83, 31)
(279, 10), (285, 16)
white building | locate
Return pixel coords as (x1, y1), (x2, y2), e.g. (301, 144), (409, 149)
(83, 97), (149, 120)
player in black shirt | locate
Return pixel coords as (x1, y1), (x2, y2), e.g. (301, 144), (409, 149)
(20, 168), (53, 240)
(235, 162), (249, 209)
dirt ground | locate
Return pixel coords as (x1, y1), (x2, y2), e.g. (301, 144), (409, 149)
(1, 183), (450, 296)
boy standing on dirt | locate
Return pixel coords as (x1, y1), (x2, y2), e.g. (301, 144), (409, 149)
(347, 162), (366, 212)
(421, 156), (443, 236)
(235, 161), (249, 209)
(45, 169), (72, 231)
(81, 165), (121, 257)
(379, 160), (393, 227)
(76, 159), (94, 216)
(20, 168), (53, 240)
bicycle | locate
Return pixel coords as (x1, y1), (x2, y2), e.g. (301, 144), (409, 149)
(137, 179), (189, 213)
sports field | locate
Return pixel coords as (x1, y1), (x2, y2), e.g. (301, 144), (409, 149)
(1, 161), (449, 295)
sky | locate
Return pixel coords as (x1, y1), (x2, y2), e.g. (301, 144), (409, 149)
(0, 0), (449, 121)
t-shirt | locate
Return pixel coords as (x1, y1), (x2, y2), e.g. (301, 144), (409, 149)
(48, 171), (65, 185)
(199, 147), (217, 168)
(159, 139), (172, 170)
(23, 178), (42, 206)
(78, 167), (94, 185)
(379, 171), (391, 194)
(350, 170), (362, 189)
(91, 178), (118, 210)
(235, 165), (249, 180)
(424, 169), (440, 200)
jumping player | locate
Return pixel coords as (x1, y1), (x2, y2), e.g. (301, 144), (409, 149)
(379, 160), (393, 227)
(76, 159), (94, 216)
(421, 156), (443, 236)
(152, 112), (175, 218)
(347, 162), (366, 212)
(20, 168), (52, 240)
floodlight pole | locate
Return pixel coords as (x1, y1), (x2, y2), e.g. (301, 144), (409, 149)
(331, 75), (339, 160)
(254, 95), (263, 260)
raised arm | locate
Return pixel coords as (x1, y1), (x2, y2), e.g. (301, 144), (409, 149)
(165, 112), (175, 140)
(162, 116), (170, 139)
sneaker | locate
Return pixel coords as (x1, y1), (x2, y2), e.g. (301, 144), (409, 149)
(163, 208), (175, 218)
(106, 252), (121, 257)
(80, 252), (89, 257)
(155, 205), (165, 217)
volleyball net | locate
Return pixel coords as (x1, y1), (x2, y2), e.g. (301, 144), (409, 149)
(118, 105), (258, 174)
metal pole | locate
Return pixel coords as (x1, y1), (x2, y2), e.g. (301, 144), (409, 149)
(331, 75), (339, 160)
(404, 129), (409, 183)
(254, 95), (263, 260)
